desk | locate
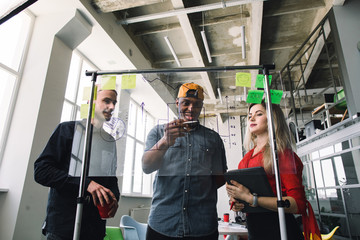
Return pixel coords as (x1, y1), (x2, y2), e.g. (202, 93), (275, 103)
(218, 221), (248, 240)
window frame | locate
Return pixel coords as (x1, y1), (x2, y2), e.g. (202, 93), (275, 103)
(60, 50), (98, 122)
(121, 99), (156, 197)
(0, 10), (34, 163)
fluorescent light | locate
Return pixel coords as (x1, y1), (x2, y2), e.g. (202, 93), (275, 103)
(201, 30), (212, 63)
(164, 36), (181, 67)
(217, 87), (223, 104)
(241, 25), (246, 59)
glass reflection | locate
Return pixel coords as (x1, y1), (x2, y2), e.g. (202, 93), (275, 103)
(318, 189), (344, 214)
(343, 188), (360, 238)
(351, 136), (360, 147)
(334, 156), (346, 186)
(321, 159), (336, 187)
(319, 146), (334, 157)
(340, 150), (360, 184)
(313, 160), (324, 187)
(321, 215), (348, 238)
(310, 151), (319, 160)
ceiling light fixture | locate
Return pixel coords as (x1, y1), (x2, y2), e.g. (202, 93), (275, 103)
(217, 87), (223, 104)
(164, 36), (181, 67)
(241, 25), (246, 59)
(201, 30), (212, 63)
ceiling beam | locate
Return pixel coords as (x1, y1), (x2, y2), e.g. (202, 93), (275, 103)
(261, 43), (302, 51)
(198, 12), (250, 27)
(93, 0), (163, 13)
(264, 4), (324, 18)
(81, 0), (178, 114)
(134, 12), (251, 36)
(170, 0), (216, 100)
(154, 53), (194, 64)
(134, 23), (181, 36)
(117, 0), (264, 25)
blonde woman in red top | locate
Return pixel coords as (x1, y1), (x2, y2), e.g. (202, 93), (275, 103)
(226, 102), (321, 240)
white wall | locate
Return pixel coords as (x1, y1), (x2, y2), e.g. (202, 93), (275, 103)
(202, 115), (244, 222)
(0, 7), (78, 239)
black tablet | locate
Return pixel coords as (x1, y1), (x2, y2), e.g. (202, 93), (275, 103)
(224, 167), (274, 213)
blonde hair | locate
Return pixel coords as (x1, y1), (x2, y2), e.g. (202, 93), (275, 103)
(243, 102), (296, 173)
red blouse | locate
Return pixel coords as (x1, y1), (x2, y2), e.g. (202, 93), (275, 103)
(238, 148), (322, 240)
(238, 148), (306, 214)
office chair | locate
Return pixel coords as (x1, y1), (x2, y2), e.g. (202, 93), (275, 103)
(104, 226), (124, 240)
(120, 215), (147, 240)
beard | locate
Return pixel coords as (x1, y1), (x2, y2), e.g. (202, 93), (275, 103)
(103, 110), (113, 121)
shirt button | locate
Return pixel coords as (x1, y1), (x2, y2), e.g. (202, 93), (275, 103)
(188, 158), (191, 161)
(186, 174), (190, 176)
(185, 190), (188, 193)
(189, 144), (192, 147)
(183, 208), (186, 211)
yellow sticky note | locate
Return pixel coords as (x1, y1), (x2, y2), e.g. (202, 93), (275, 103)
(80, 104), (95, 119)
(82, 87), (91, 101)
(101, 76), (116, 90)
(121, 75), (136, 89)
(235, 72), (251, 87)
(82, 86), (97, 101)
(246, 90), (264, 104)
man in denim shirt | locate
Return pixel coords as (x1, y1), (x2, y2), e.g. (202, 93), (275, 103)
(142, 83), (227, 240)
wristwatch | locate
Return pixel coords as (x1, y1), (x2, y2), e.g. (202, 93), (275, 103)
(250, 193), (258, 207)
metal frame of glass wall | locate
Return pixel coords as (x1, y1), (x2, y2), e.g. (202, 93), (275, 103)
(297, 119), (360, 240)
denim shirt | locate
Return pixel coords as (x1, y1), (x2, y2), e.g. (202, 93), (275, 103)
(145, 124), (227, 237)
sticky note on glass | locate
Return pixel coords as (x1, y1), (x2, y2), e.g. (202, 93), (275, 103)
(246, 90), (264, 104)
(121, 75), (136, 89)
(255, 74), (272, 88)
(264, 89), (283, 104)
(235, 72), (251, 87)
(101, 75), (117, 90)
(80, 104), (95, 119)
(82, 86), (97, 101)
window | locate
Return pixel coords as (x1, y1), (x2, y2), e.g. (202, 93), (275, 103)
(0, 11), (33, 161)
(122, 100), (155, 196)
(60, 51), (96, 122)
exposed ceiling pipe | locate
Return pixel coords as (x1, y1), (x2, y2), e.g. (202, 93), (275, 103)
(117, 0), (264, 25)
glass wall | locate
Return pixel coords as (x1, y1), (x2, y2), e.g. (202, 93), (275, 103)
(300, 131), (360, 239)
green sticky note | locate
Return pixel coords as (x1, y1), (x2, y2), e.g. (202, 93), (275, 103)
(235, 72), (251, 87)
(101, 75), (117, 90)
(255, 74), (272, 88)
(246, 90), (264, 104)
(80, 104), (95, 119)
(265, 89), (283, 104)
(121, 75), (136, 89)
